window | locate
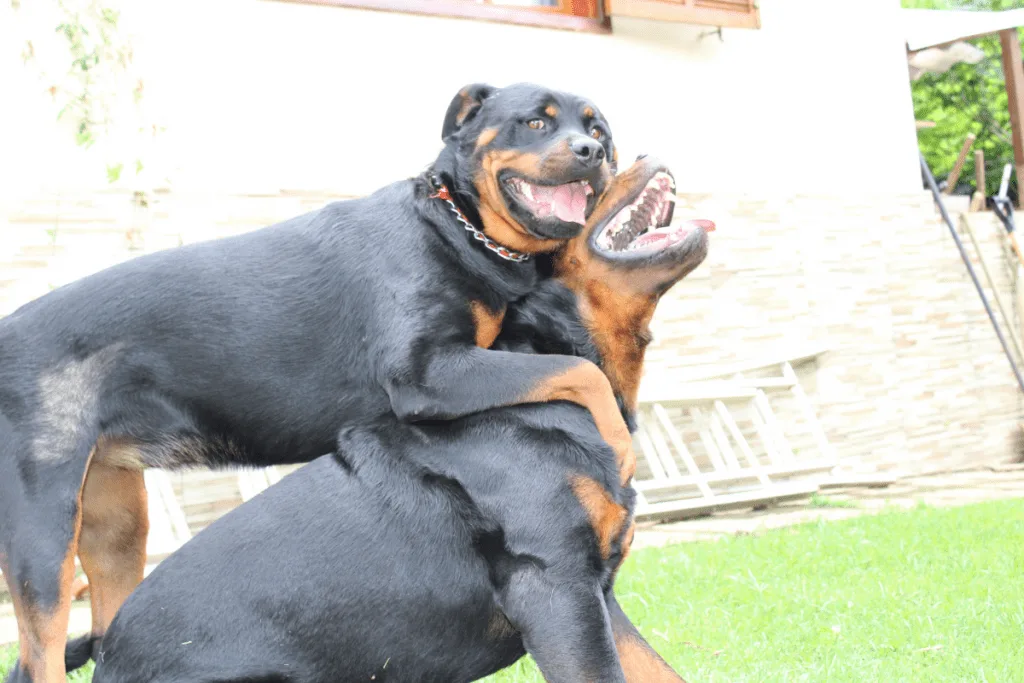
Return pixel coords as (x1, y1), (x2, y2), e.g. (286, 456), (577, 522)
(282, 0), (607, 32)
(280, 0), (760, 32)
(607, 0), (760, 30)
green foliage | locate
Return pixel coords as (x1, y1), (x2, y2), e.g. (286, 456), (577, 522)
(905, 0), (1019, 8)
(13, 0), (155, 191)
(27, 1), (131, 150)
(905, 0), (1024, 196)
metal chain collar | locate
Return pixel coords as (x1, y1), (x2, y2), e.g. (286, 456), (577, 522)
(430, 183), (531, 263)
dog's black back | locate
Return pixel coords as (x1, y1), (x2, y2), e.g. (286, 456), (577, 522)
(0, 179), (538, 471)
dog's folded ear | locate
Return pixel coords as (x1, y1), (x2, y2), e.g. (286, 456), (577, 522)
(442, 84), (497, 141)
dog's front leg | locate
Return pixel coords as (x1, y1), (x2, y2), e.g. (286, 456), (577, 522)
(497, 567), (627, 683)
(383, 347), (634, 483)
(606, 592), (686, 682)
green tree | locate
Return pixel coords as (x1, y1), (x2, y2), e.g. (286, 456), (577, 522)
(10, 0), (160, 194)
(906, 0), (1024, 197)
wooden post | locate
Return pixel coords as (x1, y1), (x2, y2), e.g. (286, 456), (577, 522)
(944, 133), (975, 194)
(971, 149), (986, 211)
(1000, 28), (1024, 208)
(975, 149), (986, 191)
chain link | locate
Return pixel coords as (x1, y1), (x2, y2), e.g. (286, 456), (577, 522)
(431, 185), (531, 263)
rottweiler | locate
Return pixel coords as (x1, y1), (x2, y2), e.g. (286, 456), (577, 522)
(0, 82), (629, 683)
(82, 157), (713, 683)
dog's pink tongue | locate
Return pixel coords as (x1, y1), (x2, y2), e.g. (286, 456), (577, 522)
(632, 219), (716, 250)
(549, 183), (588, 225)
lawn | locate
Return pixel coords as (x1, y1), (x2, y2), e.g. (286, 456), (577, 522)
(3, 499), (1023, 682)
(487, 499), (1024, 683)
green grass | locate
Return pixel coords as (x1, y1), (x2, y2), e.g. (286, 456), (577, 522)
(3, 499), (1023, 682)
(809, 493), (859, 509)
(0, 646), (93, 682)
(486, 499), (1024, 682)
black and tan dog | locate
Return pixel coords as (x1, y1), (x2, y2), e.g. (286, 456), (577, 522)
(0, 83), (632, 683)
(84, 157), (712, 683)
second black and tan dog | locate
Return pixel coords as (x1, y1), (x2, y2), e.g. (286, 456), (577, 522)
(0, 83), (629, 683)
(85, 157), (712, 683)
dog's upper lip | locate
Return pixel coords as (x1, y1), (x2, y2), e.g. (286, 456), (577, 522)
(501, 173), (596, 194)
(501, 173), (599, 227)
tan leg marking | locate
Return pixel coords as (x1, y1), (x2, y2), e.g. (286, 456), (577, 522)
(570, 475), (627, 559)
(78, 441), (149, 639)
(470, 301), (506, 349)
(525, 361), (635, 484)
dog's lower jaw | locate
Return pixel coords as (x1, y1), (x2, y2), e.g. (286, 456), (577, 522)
(477, 203), (563, 255)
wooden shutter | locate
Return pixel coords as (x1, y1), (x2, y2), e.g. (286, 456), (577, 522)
(606, 0), (760, 29)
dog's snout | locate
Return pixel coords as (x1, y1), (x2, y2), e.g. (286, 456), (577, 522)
(570, 137), (606, 167)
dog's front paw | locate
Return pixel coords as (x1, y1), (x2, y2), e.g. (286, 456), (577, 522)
(612, 437), (637, 486)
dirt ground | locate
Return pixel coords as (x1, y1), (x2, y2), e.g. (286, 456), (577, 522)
(3, 465), (1023, 646)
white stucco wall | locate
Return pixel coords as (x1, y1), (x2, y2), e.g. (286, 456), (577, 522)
(1, 0), (920, 198)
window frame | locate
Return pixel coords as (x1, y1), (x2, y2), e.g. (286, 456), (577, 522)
(273, 0), (611, 33)
(606, 0), (761, 30)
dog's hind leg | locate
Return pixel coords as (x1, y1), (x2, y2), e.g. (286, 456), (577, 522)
(75, 443), (149, 662)
(1, 421), (98, 683)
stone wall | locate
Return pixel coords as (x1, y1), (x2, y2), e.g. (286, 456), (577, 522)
(3, 189), (1022, 476)
(656, 193), (1024, 473)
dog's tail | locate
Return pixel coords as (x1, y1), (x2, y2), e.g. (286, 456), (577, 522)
(65, 634), (97, 673)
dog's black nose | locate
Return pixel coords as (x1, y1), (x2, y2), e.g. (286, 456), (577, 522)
(570, 137), (606, 167)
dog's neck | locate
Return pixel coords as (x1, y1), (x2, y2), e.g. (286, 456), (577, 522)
(413, 172), (539, 307)
(426, 175), (531, 264)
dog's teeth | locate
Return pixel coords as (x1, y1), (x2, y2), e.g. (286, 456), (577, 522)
(522, 182), (534, 201)
(651, 172), (675, 193)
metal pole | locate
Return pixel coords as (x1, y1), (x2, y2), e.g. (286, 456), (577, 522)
(920, 153), (1024, 394)
(992, 164), (1024, 265)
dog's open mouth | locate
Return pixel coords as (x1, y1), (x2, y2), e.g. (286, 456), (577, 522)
(594, 171), (713, 252)
(504, 177), (594, 226)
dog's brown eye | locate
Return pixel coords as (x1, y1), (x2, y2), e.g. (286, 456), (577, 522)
(590, 126), (604, 140)
(527, 119), (545, 130)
